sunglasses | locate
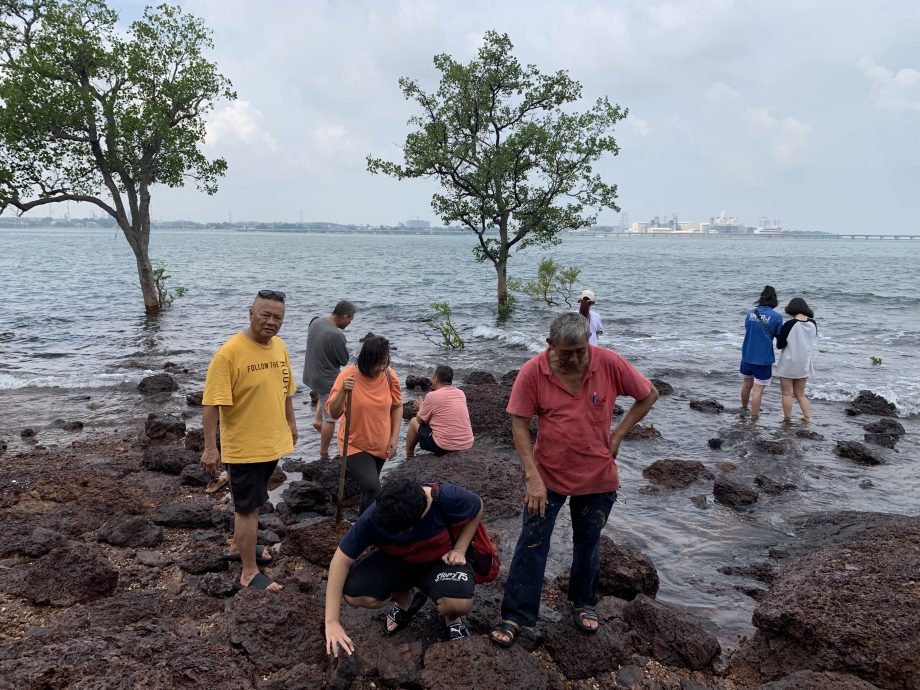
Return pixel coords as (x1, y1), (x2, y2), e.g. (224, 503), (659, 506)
(257, 289), (286, 302)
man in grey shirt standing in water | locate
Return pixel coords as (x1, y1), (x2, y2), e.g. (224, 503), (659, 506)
(304, 301), (355, 460)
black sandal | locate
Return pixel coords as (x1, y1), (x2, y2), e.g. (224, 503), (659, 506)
(489, 620), (522, 648)
(574, 606), (600, 634)
(385, 590), (427, 635)
(448, 619), (471, 641)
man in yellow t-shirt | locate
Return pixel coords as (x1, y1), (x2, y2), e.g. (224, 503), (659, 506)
(201, 290), (298, 591)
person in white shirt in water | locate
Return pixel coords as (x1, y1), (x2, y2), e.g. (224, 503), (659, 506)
(578, 290), (603, 346)
(775, 297), (818, 422)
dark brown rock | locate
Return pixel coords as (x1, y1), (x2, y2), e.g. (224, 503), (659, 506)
(21, 427), (36, 438)
(754, 438), (791, 455)
(689, 399), (724, 414)
(624, 594), (721, 671)
(268, 464), (286, 490)
(708, 438), (723, 449)
(754, 475), (797, 495)
(713, 476), (759, 508)
(460, 382), (514, 444)
(51, 418), (84, 431)
(142, 445), (199, 474)
(643, 460), (714, 491)
(464, 370), (497, 385)
(179, 463), (211, 486)
(137, 372), (178, 394)
(228, 588), (327, 670)
(625, 424), (662, 441)
(834, 441), (884, 465)
(185, 389), (203, 406)
(176, 542), (228, 575)
(151, 498), (216, 528)
(755, 671), (882, 689)
(650, 379), (673, 395)
(543, 611), (631, 679)
(0, 545), (118, 606)
(598, 537), (660, 599)
(405, 374), (433, 391)
(795, 428), (824, 440)
(844, 390), (897, 417)
(419, 635), (564, 689)
(863, 432), (897, 449)
(281, 516), (351, 566)
(97, 515), (163, 547)
(18, 527), (69, 557)
(501, 369), (519, 386)
(260, 663), (326, 690)
(144, 413), (186, 440)
(281, 480), (332, 514)
(862, 418), (905, 437)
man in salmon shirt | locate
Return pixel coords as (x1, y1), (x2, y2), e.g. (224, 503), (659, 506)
(489, 312), (658, 647)
(405, 365), (474, 458)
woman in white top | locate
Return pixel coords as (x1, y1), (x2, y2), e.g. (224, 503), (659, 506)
(775, 297), (818, 422)
(578, 289), (604, 346)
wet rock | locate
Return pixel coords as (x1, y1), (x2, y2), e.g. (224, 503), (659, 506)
(282, 456), (309, 473)
(624, 594), (721, 671)
(834, 441), (883, 465)
(754, 670), (883, 689)
(403, 400), (417, 420)
(179, 463), (211, 486)
(281, 480), (332, 514)
(0, 545), (118, 606)
(862, 418), (905, 438)
(151, 498), (216, 528)
(137, 372), (178, 394)
(501, 369), (519, 386)
(707, 438), (722, 450)
(754, 475), (797, 495)
(625, 424), (662, 441)
(718, 562), (775, 584)
(689, 399), (724, 414)
(713, 476), (759, 508)
(863, 432), (898, 449)
(268, 464), (286, 490)
(754, 438), (790, 455)
(465, 370), (497, 385)
(690, 495), (709, 510)
(460, 382), (515, 444)
(97, 515), (163, 548)
(144, 413), (186, 440)
(185, 389), (203, 406)
(281, 516), (351, 566)
(176, 542), (227, 575)
(859, 479), (874, 489)
(21, 427), (36, 438)
(136, 550), (169, 567)
(405, 374), (433, 391)
(51, 419), (84, 431)
(650, 379), (673, 395)
(643, 460), (714, 491)
(141, 445), (199, 474)
(795, 428), (824, 440)
(543, 611), (631, 679)
(599, 537), (660, 599)
(384, 448), (525, 519)
(0, 439), (6, 455)
(735, 512), (920, 690)
(844, 390), (897, 417)
(613, 404), (624, 416)
(419, 635), (564, 689)
(228, 588), (327, 670)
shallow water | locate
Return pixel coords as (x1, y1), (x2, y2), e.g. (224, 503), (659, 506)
(1, 227), (918, 649)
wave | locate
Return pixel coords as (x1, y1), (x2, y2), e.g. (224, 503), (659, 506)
(0, 370), (154, 391)
(809, 381), (920, 416)
(466, 325), (544, 353)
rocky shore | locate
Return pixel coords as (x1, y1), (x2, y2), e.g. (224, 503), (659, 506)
(0, 372), (916, 690)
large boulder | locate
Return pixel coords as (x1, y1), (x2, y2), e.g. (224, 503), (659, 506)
(599, 537), (660, 599)
(137, 372), (178, 394)
(643, 459), (714, 491)
(689, 399), (724, 414)
(464, 370), (497, 385)
(383, 447), (525, 520)
(624, 594), (721, 671)
(144, 413), (186, 440)
(142, 446), (199, 474)
(0, 545), (118, 606)
(96, 515), (163, 548)
(281, 516), (351, 566)
(863, 419), (904, 449)
(405, 374), (433, 391)
(175, 542), (228, 575)
(543, 611), (631, 679)
(714, 476), (759, 508)
(834, 441), (884, 465)
(281, 480), (332, 514)
(460, 382), (514, 444)
(151, 499), (216, 528)
(845, 390), (898, 417)
(735, 513), (920, 690)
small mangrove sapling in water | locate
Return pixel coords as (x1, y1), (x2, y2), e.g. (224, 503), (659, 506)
(421, 301), (464, 349)
(870, 356), (883, 366)
(509, 257), (583, 307)
(153, 264), (187, 309)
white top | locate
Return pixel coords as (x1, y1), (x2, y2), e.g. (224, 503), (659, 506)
(588, 310), (604, 346)
(775, 320), (817, 379)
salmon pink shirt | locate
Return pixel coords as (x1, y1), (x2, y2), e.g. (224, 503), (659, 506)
(506, 346), (653, 495)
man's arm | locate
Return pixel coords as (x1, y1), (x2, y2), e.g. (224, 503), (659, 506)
(511, 415), (547, 517)
(609, 387), (659, 459)
(285, 395), (298, 446)
(200, 405), (221, 476)
(334, 333), (349, 367)
(324, 547), (357, 657)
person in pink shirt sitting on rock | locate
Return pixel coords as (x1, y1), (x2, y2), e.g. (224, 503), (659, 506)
(405, 365), (474, 458)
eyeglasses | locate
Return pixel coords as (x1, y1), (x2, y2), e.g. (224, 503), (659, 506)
(257, 290), (286, 302)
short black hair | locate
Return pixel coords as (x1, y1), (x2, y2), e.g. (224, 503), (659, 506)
(433, 365), (453, 385)
(756, 285), (778, 309)
(332, 300), (355, 317)
(356, 336), (390, 377)
(785, 297), (814, 318)
(374, 479), (427, 532)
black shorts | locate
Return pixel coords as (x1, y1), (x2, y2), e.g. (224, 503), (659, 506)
(343, 549), (475, 602)
(226, 459), (278, 514)
(418, 423), (449, 456)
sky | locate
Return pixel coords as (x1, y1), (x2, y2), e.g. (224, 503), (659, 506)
(38, 1), (920, 232)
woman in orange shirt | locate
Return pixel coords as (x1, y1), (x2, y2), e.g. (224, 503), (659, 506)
(327, 336), (403, 514)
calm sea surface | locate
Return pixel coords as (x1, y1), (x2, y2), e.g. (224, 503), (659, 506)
(1, 227), (918, 647)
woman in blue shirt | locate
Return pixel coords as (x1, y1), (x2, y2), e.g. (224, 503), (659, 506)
(739, 285), (784, 421)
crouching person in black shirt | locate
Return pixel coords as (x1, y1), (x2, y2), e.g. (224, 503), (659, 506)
(324, 478), (482, 656)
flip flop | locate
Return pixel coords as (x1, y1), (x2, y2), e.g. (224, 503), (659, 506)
(489, 620), (522, 648)
(222, 545), (272, 566)
(385, 590), (427, 635)
(574, 606), (600, 634)
(234, 572), (279, 591)
(205, 471), (228, 494)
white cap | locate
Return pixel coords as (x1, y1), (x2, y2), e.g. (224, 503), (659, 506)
(579, 289), (596, 303)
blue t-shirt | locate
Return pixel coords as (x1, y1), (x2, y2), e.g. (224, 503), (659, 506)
(741, 306), (783, 365)
(338, 483), (482, 563)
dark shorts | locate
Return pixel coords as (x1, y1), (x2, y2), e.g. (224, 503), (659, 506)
(343, 549), (475, 602)
(418, 423), (450, 456)
(739, 361), (772, 384)
(226, 459), (278, 514)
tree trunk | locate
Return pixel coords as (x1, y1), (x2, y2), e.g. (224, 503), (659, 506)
(121, 214), (159, 315)
(496, 259), (508, 307)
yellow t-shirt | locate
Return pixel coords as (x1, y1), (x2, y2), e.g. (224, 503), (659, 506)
(202, 332), (297, 463)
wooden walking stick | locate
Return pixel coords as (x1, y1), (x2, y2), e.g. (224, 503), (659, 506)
(335, 388), (353, 523)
